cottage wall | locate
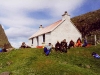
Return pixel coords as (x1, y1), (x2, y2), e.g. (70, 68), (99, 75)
(45, 32), (51, 45)
(28, 39), (32, 47)
(51, 20), (81, 46)
(38, 35), (43, 46)
(32, 37), (37, 48)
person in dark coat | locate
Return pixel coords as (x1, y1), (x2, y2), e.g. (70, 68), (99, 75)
(2, 47), (7, 52)
(55, 41), (61, 51)
(60, 39), (67, 53)
(68, 40), (75, 49)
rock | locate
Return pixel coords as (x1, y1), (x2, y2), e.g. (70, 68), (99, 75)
(85, 64), (90, 69)
(6, 61), (13, 66)
(0, 72), (10, 75)
(0, 25), (12, 48)
(6, 48), (14, 52)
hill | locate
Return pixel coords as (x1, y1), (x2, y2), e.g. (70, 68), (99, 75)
(71, 9), (100, 37)
(0, 45), (100, 75)
(0, 24), (12, 48)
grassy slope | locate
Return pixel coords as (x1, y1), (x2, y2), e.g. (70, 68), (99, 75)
(0, 45), (100, 75)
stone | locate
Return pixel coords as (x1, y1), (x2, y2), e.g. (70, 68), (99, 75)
(0, 72), (10, 75)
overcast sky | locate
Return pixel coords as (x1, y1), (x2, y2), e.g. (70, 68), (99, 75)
(0, 0), (100, 48)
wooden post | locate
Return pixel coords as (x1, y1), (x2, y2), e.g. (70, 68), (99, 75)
(94, 35), (96, 46)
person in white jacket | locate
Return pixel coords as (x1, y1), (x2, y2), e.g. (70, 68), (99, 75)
(44, 43), (52, 56)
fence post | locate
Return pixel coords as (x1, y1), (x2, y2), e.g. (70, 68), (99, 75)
(94, 35), (96, 46)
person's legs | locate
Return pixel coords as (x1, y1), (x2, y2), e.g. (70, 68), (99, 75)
(46, 50), (50, 55)
(44, 47), (47, 53)
(64, 48), (67, 53)
(55, 47), (58, 51)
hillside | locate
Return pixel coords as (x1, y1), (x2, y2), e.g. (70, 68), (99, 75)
(0, 45), (100, 75)
(0, 24), (12, 48)
(71, 9), (100, 37)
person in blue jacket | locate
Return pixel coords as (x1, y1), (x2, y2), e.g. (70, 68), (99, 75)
(82, 38), (88, 47)
(92, 52), (100, 58)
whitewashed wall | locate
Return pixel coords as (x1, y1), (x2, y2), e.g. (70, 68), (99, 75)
(45, 33), (51, 45)
(28, 39), (32, 47)
(51, 20), (81, 46)
(31, 37), (37, 48)
(38, 35), (43, 46)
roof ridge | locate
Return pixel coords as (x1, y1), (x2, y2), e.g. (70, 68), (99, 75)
(29, 20), (62, 39)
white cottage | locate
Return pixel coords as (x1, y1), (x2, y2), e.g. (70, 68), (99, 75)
(29, 11), (82, 48)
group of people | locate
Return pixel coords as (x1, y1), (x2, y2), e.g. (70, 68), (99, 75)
(68, 38), (88, 48)
(55, 38), (88, 52)
(43, 38), (88, 56)
(68, 38), (88, 49)
(20, 42), (31, 48)
(44, 39), (68, 56)
(75, 38), (88, 47)
(55, 39), (67, 53)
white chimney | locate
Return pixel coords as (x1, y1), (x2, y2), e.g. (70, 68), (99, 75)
(62, 11), (70, 21)
(39, 25), (43, 30)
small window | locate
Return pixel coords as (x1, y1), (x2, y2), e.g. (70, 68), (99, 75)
(43, 34), (45, 42)
(32, 38), (33, 44)
(37, 37), (39, 46)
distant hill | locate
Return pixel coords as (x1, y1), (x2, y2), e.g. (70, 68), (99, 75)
(71, 9), (100, 37)
(0, 24), (12, 48)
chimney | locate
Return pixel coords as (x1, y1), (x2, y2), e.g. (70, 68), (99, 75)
(39, 25), (43, 30)
(62, 11), (70, 21)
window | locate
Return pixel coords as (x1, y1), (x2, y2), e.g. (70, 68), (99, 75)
(32, 38), (33, 44)
(43, 34), (45, 42)
(36, 37), (39, 46)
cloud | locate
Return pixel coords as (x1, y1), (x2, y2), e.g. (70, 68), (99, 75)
(0, 0), (85, 48)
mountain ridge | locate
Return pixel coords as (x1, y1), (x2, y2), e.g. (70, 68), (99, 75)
(0, 24), (12, 48)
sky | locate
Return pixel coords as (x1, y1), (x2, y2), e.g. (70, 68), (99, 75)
(0, 0), (100, 48)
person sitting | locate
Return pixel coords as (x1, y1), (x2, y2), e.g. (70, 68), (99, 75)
(55, 41), (61, 51)
(60, 39), (67, 53)
(20, 42), (27, 48)
(68, 40), (75, 49)
(0, 48), (3, 52)
(2, 47), (7, 52)
(82, 38), (88, 47)
(92, 52), (100, 59)
(44, 43), (53, 56)
(76, 38), (82, 47)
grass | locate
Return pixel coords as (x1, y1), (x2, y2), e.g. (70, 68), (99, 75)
(0, 45), (100, 75)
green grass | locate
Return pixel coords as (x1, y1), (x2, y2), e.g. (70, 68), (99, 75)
(0, 45), (100, 75)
